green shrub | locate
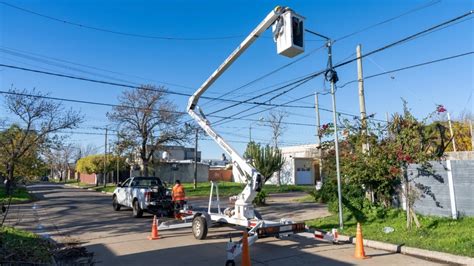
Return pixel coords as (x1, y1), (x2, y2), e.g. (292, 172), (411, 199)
(253, 190), (267, 206)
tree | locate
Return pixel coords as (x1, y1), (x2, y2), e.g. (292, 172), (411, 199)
(265, 110), (287, 186)
(244, 141), (285, 183)
(74, 144), (99, 162)
(107, 85), (187, 177)
(244, 141), (285, 205)
(388, 103), (447, 229)
(0, 88), (82, 192)
(0, 126), (48, 181)
(324, 101), (448, 229)
(76, 154), (127, 175)
(45, 143), (78, 182)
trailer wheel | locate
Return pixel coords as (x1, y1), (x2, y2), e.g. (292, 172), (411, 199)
(192, 216), (208, 240)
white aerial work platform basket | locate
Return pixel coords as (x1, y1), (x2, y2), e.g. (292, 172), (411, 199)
(273, 10), (305, 58)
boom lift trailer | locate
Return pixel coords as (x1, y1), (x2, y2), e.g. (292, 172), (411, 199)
(157, 6), (338, 264)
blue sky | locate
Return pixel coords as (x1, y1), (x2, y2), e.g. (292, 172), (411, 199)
(1, 0), (473, 159)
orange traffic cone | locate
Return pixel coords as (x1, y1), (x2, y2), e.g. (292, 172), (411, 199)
(354, 223), (369, 259)
(241, 231), (251, 266)
(148, 215), (160, 240)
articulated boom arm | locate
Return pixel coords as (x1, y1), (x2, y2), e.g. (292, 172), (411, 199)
(187, 6), (287, 206)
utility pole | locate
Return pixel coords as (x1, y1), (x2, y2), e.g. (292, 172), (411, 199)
(194, 127), (198, 189)
(327, 40), (344, 229)
(357, 44), (369, 152)
(249, 125), (252, 142)
(307, 28), (344, 229)
(447, 112), (457, 152)
(104, 127), (108, 188)
(116, 130), (120, 185)
(314, 92), (323, 183)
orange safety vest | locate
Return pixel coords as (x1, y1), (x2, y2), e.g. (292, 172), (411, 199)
(172, 184), (185, 201)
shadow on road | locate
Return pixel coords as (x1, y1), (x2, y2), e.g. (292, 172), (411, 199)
(87, 229), (353, 266)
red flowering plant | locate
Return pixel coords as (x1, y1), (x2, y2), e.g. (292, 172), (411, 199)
(320, 101), (447, 228)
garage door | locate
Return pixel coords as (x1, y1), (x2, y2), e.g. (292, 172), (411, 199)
(296, 168), (312, 184)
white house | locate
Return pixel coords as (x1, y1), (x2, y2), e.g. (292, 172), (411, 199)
(233, 144), (321, 185)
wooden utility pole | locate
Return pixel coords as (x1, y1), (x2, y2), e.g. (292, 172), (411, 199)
(116, 130), (120, 184)
(314, 92), (323, 183)
(194, 127), (198, 189)
(357, 44), (369, 152)
(104, 127), (108, 188)
(447, 112), (457, 152)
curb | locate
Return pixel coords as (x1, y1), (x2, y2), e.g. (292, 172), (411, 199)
(337, 234), (474, 265)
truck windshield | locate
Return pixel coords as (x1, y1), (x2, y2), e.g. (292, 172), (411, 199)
(132, 177), (163, 187)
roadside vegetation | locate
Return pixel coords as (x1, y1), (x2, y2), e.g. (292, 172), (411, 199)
(0, 187), (34, 204)
(306, 209), (474, 257)
(0, 226), (54, 264)
(305, 103), (474, 257)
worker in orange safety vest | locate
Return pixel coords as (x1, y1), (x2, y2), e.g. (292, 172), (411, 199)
(172, 180), (186, 217)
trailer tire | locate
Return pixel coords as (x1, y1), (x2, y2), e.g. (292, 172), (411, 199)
(192, 216), (208, 240)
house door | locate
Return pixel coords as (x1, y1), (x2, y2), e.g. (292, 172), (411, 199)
(296, 168), (312, 184)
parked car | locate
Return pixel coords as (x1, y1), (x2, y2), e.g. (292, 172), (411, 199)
(112, 176), (174, 218)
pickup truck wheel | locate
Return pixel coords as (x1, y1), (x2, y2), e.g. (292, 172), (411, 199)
(192, 216), (208, 240)
(132, 199), (143, 218)
(112, 196), (121, 211)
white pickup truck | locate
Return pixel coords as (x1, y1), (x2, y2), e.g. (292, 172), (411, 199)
(112, 176), (174, 218)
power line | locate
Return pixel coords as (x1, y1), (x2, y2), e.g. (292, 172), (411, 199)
(335, 0), (441, 42)
(0, 90), (318, 127)
(0, 63), (315, 109)
(208, 10), (474, 121)
(0, 2), (244, 41)
(0, 46), (198, 92)
(201, 44), (327, 107)
(338, 51), (474, 88)
(2, 11), (471, 129)
(213, 50), (474, 126)
(333, 10), (473, 70)
(201, 0), (441, 104)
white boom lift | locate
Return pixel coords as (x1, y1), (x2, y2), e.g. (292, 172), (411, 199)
(158, 6), (338, 265)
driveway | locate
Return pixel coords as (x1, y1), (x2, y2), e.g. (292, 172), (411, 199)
(3, 183), (442, 265)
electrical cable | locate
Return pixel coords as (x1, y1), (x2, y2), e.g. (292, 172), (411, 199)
(335, 0), (441, 42)
(1, 11), (471, 129)
(200, 0), (441, 104)
(0, 46), (198, 92)
(0, 90), (318, 127)
(0, 63), (314, 109)
(0, 2), (244, 41)
(209, 10), (473, 121)
(338, 51), (474, 88)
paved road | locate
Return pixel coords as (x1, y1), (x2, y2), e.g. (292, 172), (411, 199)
(4, 183), (442, 265)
